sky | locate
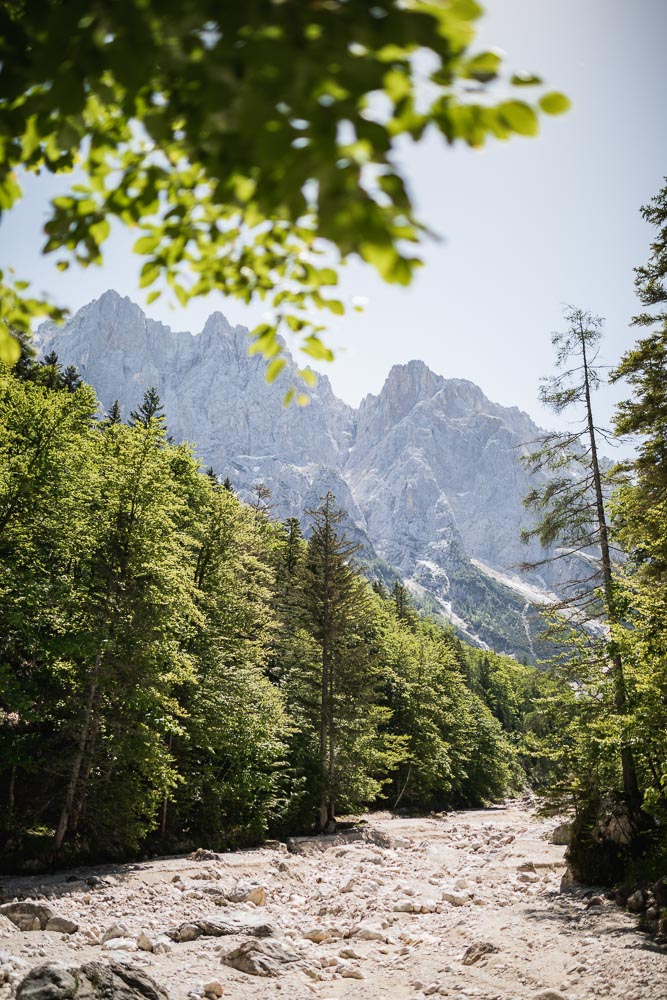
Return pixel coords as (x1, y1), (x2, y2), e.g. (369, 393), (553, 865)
(1, 0), (666, 442)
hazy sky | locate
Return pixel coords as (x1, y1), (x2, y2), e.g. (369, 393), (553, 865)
(1, 0), (665, 440)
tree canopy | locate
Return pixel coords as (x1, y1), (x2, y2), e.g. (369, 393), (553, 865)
(0, 0), (569, 378)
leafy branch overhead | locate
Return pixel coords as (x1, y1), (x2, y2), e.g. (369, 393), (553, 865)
(0, 0), (569, 374)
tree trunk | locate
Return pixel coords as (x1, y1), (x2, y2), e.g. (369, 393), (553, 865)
(580, 327), (640, 802)
(52, 649), (103, 854)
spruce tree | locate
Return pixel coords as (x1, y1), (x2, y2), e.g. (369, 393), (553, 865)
(130, 386), (165, 427)
(300, 493), (367, 830)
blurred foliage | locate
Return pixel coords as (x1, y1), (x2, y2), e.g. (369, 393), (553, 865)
(0, 0), (569, 378)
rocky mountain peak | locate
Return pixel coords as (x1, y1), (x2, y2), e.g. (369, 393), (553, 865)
(37, 291), (568, 659)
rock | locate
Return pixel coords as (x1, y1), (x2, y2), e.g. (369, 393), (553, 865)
(0, 950), (28, 986)
(559, 868), (580, 891)
(263, 840), (287, 854)
(585, 896), (604, 909)
(202, 981), (223, 997)
(190, 848), (218, 861)
(626, 890), (645, 913)
(0, 915), (20, 936)
(0, 902), (54, 931)
(45, 916), (79, 935)
(15, 960), (169, 999)
(102, 922), (131, 943)
(533, 992), (568, 1000)
(340, 967), (365, 979)
(462, 941), (499, 966)
(103, 938), (138, 952)
(350, 921), (386, 941)
(136, 932), (154, 952)
(303, 927), (341, 943)
(167, 916), (275, 943)
(228, 882), (267, 906)
(550, 823), (573, 846)
(441, 891), (467, 906)
(221, 939), (302, 977)
(652, 876), (667, 909)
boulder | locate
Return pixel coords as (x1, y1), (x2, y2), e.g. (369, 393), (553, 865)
(167, 916), (275, 943)
(45, 916), (79, 935)
(0, 902), (54, 932)
(16, 961), (169, 1000)
(550, 823), (573, 846)
(221, 939), (302, 977)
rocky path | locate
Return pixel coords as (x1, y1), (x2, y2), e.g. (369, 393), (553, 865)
(1, 805), (665, 1000)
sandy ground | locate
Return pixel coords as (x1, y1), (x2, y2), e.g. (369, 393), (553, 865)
(1, 804), (665, 1000)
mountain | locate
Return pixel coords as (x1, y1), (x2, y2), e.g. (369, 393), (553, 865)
(37, 290), (565, 660)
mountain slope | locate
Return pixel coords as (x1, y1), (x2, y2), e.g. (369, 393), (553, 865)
(38, 290), (561, 659)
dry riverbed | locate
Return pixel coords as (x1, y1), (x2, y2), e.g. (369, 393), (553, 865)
(1, 804), (665, 1000)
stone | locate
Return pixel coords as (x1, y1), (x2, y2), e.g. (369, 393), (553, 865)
(15, 961), (169, 999)
(228, 882), (267, 906)
(45, 916), (79, 935)
(441, 891), (467, 906)
(167, 916), (275, 943)
(190, 848), (218, 861)
(0, 902), (54, 932)
(462, 942), (499, 966)
(103, 938), (138, 952)
(550, 823), (573, 846)
(136, 932), (155, 952)
(626, 890), (645, 913)
(202, 981), (223, 997)
(102, 922), (130, 943)
(221, 939), (302, 977)
(533, 992), (568, 1000)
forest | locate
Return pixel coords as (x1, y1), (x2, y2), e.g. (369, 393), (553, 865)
(0, 184), (666, 893)
(0, 345), (568, 868)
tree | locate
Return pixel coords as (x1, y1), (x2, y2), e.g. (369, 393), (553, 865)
(129, 387), (165, 428)
(521, 307), (639, 802)
(299, 493), (387, 830)
(611, 178), (667, 576)
(103, 400), (123, 426)
(0, 1), (569, 369)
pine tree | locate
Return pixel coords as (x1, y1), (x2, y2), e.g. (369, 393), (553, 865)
(103, 400), (122, 426)
(300, 493), (368, 830)
(130, 386), (165, 427)
(522, 306), (639, 802)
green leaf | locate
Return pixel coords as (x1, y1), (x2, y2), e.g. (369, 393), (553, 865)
(300, 368), (317, 387)
(464, 51), (501, 82)
(498, 101), (539, 136)
(90, 219), (110, 245)
(0, 321), (21, 364)
(296, 393), (310, 406)
(146, 290), (161, 305)
(266, 357), (286, 382)
(133, 234), (161, 255)
(539, 92), (572, 115)
(283, 387), (296, 405)
(510, 73), (542, 87)
(302, 336), (334, 362)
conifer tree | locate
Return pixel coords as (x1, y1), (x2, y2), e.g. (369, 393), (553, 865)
(300, 493), (377, 830)
(103, 400), (122, 426)
(130, 386), (164, 427)
(522, 306), (639, 802)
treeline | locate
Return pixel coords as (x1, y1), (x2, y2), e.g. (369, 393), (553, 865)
(0, 355), (553, 867)
(516, 180), (667, 890)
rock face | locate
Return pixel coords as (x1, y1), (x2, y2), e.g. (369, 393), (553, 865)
(15, 961), (169, 1000)
(38, 290), (579, 658)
